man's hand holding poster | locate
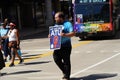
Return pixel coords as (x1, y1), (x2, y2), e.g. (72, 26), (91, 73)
(49, 25), (62, 50)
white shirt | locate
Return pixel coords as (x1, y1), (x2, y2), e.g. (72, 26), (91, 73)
(7, 29), (17, 42)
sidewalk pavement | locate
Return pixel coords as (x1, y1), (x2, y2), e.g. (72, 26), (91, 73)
(19, 27), (48, 38)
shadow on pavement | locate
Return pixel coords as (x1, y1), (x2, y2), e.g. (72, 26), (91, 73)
(22, 54), (42, 57)
(71, 73), (117, 80)
(0, 73), (7, 76)
(24, 61), (51, 65)
(21, 54), (42, 60)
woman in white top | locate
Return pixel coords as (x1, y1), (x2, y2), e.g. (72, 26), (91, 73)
(7, 22), (23, 67)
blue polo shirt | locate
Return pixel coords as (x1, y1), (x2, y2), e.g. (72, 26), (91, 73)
(56, 21), (73, 47)
(0, 28), (9, 37)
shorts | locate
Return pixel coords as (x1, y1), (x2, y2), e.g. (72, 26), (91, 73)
(9, 41), (18, 49)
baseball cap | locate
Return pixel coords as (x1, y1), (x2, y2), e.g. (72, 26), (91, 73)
(9, 22), (16, 26)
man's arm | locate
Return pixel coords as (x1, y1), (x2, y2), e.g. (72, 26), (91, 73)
(61, 32), (75, 37)
(61, 22), (75, 37)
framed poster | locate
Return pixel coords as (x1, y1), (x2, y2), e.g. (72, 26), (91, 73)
(49, 25), (62, 50)
(76, 14), (83, 24)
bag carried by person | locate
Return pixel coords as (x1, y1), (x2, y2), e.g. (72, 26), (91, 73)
(17, 49), (22, 56)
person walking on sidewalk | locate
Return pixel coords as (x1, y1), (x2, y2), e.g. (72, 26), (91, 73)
(0, 35), (5, 76)
(0, 18), (11, 62)
(51, 12), (75, 80)
(7, 22), (23, 67)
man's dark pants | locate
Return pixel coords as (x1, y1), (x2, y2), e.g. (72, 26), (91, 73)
(53, 46), (72, 78)
(2, 38), (11, 58)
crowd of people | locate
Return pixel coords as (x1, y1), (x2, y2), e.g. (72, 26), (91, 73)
(0, 18), (24, 75)
(0, 11), (74, 80)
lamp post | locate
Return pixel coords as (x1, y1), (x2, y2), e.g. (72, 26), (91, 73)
(45, 0), (53, 27)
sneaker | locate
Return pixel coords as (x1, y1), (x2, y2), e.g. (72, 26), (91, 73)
(9, 63), (15, 67)
(19, 59), (24, 64)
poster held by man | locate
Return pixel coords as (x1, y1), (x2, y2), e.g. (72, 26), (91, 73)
(49, 25), (62, 50)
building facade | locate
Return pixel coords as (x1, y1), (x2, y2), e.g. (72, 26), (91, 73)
(0, 0), (61, 29)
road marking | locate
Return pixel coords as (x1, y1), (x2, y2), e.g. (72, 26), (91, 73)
(71, 52), (120, 77)
(5, 41), (93, 67)
(72, 41), (93, 48)
(5, 51), (53, 67)
(21, 41), (93, 52)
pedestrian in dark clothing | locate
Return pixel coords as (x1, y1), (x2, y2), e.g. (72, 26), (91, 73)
(0, 36), (5, 75)
(50, 12), (75, 80)
(0, 19), (11, 62)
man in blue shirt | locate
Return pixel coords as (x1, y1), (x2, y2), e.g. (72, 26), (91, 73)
(0, 21), (11, 62)
(53, 12), (75, 80)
